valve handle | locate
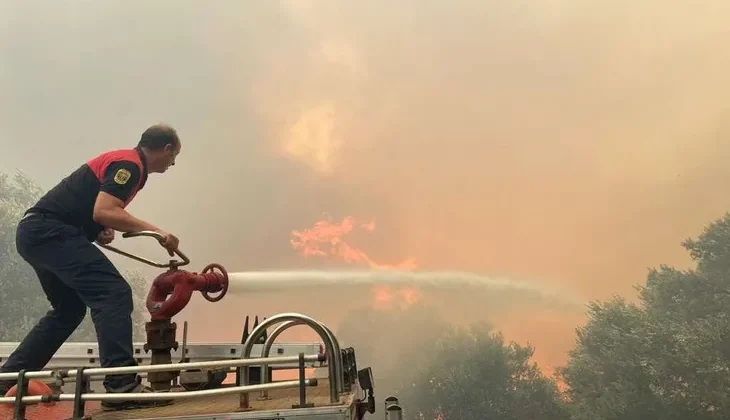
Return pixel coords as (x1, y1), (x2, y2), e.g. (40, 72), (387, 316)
(99, 230), (190, 269)
(201, 263), (228, 302)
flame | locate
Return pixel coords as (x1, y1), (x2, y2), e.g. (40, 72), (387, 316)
(542, 364), (568, 394)
(371, 285), (422, 310)
(291, 214), (420, 308)
(291, 214), (417, 270)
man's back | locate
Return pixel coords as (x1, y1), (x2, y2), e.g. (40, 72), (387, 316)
(29, 147), (148, 241)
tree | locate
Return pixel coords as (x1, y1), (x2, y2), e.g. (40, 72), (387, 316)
(337, 303), (569, 420)
(558, 298), (665, 420)
(0, 170), (50, 338)
(0, 169), (150, 343)
(560, 213), (730, 420)
(337, 302), (452, 403)
(403, 322), (570, 420)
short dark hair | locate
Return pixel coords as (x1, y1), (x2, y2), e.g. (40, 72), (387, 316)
(138, 123), (180, 150)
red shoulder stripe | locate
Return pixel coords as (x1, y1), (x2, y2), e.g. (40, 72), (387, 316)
(87, 149), (143, 181)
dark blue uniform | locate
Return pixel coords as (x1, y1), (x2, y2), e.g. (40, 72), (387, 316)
(0, 147), (149, 396)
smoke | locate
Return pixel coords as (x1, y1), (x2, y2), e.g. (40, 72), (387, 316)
(3, 0), (730, 386)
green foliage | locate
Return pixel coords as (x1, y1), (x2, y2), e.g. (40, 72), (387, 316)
(681, 212), (730, 274)
(403, 322), (570, 420)
(561, 213), (730, 420)
(0, 170), (53, 339)
(337, 302), (451, 402)
(559, 298), (664, 420)
(0, 169), (149, 342)
(337, 304), (569, 420)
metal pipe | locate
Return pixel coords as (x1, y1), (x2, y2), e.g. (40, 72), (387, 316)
(179, 321), (188, 363)
(72, 354), (322, 378)
(385, 396), (399, 410)
(0, 354), (323, 381)
(320, 323), (343, 392)
(247, 315), (342, 397)
(60, 365), (297, 384)
(240, 313), (342, 406)
(0, 371), (54, 381)
(259, 320), (344, 398)
(98, 230), (190, 269)
(260, 320), (301, 399)
(386, 404), (404, 420)
(0, 342), (323, 370)
(0, 378), (317, 404)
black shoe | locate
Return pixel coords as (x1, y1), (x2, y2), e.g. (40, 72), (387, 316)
(101, 381), (173, 411)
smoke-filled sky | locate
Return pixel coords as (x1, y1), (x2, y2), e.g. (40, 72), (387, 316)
(3, 0), (730, 372)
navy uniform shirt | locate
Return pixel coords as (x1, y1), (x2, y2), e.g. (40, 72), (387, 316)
(27, 147), (149, 241)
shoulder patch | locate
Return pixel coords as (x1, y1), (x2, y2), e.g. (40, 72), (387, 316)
(113, 168), (132, 185)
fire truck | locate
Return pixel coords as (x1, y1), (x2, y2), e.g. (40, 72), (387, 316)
(0, 232), (405, 420)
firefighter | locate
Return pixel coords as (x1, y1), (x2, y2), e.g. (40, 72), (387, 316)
(0, 123), (182, 411)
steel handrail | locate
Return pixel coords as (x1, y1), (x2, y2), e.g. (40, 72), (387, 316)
(0, 353), (324, 381)
(0, 378), (318, 404)
(1, 352), (322, 419)
(260, 320), (303, 399)
(41, 365), (299, 384)
(259, 320), (344, 398)
(239, 313), (344, 407)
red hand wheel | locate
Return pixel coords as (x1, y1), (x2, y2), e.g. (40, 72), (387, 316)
(201, 263), (228, 302)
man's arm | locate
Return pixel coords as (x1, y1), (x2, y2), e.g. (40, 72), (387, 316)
(93, 161), (180, 253)
(92, 161), (160, 233)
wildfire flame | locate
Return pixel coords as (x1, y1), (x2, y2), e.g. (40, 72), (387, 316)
(542, 364), (568, 394)
(291, 214), (420, 309)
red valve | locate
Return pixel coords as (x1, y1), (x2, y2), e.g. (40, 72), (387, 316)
(145, 263), (229, 320)
(201, 263), (228, 302)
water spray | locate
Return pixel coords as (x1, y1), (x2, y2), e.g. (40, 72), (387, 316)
(226, 269), (582, 306)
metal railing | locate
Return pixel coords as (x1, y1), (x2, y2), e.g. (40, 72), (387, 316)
(0, 353), (324, 420)
(0, 341), (323, 370)
(237, 313), (345, 408)
(0, 312), (349, 419)
(258, 319), (344, 399)
(0, 353), (323, 420)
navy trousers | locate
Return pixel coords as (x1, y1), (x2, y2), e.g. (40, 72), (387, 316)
(0, 212), (138, 391)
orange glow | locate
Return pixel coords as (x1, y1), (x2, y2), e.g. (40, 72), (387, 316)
(542, 364), (567, 393)
(290, 214), (417, 270)
(372, 285), (422, 310)
(291, 214), (420, 309)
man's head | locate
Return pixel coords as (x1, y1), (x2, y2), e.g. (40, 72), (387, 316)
(137, 123), (182, 173)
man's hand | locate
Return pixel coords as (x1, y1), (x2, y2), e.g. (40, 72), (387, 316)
(155, 230), (180, 256)
(96, 227), (115, 245)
